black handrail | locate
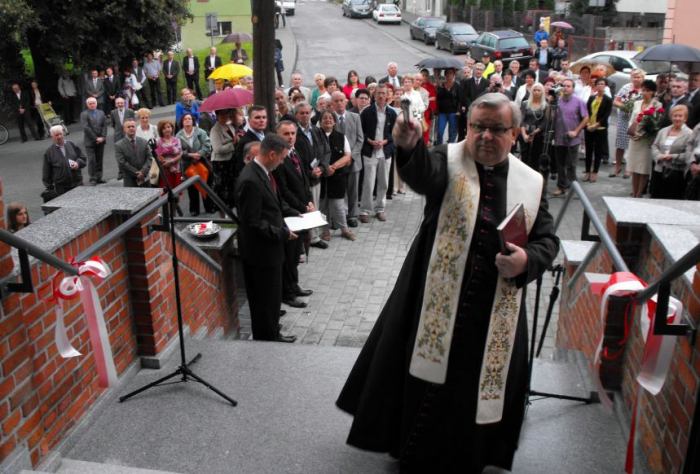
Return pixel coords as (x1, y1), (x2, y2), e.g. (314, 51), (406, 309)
(553, 181), (696, 341)
(0, 229), (78, 275)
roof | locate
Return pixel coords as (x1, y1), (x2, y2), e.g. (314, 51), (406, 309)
(485, 30), (525, 38)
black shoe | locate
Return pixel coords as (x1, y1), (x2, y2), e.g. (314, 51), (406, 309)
(347, 219), (358, 228)
(279, 310), (287, 317)
(310, 240), (328, 249)
(88, 181), (97, 186)
(275, 334), (297, 343)
(295, 288), (313, 297)
(96, 179), (107, 184)
(283, 298), (307, 308)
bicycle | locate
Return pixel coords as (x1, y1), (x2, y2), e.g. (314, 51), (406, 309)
(0, 121), (8, 145)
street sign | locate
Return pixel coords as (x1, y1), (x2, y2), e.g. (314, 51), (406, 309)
(206, 13), (218, 34)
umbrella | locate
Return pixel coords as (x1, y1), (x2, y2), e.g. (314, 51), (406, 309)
(415, 57), (463, 70)
(221, 32), (253, 43)
(570, 60), (615, 77)
(634, 43), (700, 73)
(208, 63), (253, 81)
(550, 21), (574, 30)
(199, 88), (254, 113)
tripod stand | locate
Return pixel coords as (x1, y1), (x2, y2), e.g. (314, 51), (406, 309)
(526, 266), (597, 405)
(119, 144), (237, 406)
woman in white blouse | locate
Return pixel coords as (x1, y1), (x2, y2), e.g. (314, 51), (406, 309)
(135, 108), (159, 142)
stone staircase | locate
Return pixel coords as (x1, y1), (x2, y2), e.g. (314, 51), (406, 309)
(23, 459), (181, 474)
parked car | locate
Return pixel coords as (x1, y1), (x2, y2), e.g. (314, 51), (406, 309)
(277, 0), (296, 16)
(435, 22), (479, 54)
(409, 16), (445, 45)
(571, 50), (675, 95)
(467, 30), (532, 68)
(372, 3), (401, 24)
(342, 0), (372, 18)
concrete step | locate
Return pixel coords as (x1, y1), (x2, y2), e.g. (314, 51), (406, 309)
(55, 459), (182, 474)
(560, 239), (597, 267)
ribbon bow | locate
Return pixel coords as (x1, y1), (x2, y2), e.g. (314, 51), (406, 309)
(592, 272), (682, 473)
(52, 257), (118, 388)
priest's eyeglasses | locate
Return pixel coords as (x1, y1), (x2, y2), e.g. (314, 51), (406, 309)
(469, 123), (512, 136)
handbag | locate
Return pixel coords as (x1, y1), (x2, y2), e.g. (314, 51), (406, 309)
(148, 159), (160, 185)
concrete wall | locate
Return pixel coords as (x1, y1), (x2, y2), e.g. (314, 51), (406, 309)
(664, 0), (700, 45)
(617, 0), (666, 15)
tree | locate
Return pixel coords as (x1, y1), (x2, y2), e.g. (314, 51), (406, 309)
(570, 0), (618, 15)
(0, 0), (36, 92)
(542, 0), (554, 9)
(527, 0), (537, 9)
(17, 0), (191, 101)
(502, 0), (515, 27)
(480, 0), (494, 9)
(513, 0), (525, 11)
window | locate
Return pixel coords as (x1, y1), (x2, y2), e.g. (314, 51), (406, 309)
(499, 37), (529, 50)
(485, 35), (497, 49)
(608, 56), (629, 72)
(207, 21), (231, 36)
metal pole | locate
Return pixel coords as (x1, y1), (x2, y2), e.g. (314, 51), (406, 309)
(0, 229), (78, 275)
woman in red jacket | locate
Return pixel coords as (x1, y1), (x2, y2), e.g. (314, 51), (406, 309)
(342, 70), (365, 102)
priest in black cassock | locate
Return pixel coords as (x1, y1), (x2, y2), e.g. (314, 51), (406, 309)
(336, 93), (559, 473)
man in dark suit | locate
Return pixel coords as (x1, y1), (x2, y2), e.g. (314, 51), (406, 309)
(80, 97), (108, 185)
(233, 105), (267, 180)
(235, 133), (299, 343)
(274, 120), (316, 308)
(182, 48), (202, 99)
(526, 58), (547, 84)
(378, 61), (402, 89)
(458, 63), (489, 140)
(294, 102), (330, 249)
(533, 39), (554, 76)
(43, 125), (86, 197)
(659, 77), (691, 128)
(508, 60), (523, 89)
(110, 97), (136, 143)
(84, 70), (105, 110)
(203, 47), (223, 93)
(230, 42), (249, 65)
(359, 84), (397, 222)
(103, 67), (120, 116)
(163, 50), (180, 105)
(9, 82), (39, 142)
(688, 73), (700, 129)
(114, 118), (152, 187)
(331, 91), (364, 227)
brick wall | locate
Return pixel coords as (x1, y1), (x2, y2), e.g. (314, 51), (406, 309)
(557, 212), (700, 473)
(0, 180), (234, 469)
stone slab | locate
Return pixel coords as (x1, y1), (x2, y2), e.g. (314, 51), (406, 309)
(647, 223), (700, 285)
(177, 227), (235, 252)
(604, 196), (700, 227)
(42, 186), (162, 215)
(561, 240), (596, 265)
(13, 207), (109, 254)
(57, 459), (181, 474)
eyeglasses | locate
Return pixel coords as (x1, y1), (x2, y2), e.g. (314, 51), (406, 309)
(469, 123), (512, 136)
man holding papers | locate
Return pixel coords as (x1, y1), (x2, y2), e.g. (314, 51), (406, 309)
(235, 134), (299, 343)
(337, 94), (559, 471)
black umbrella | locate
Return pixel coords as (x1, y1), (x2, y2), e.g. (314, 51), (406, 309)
(415, 57), (463, 70)
(634, 43), (700, 72)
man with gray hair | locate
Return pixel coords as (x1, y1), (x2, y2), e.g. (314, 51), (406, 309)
(114, 118), (152, 187)
(80, 97), (108, 185)
(331, 91), (364, 227)
(43, 125), (86, 199)
(338, 93), (559, 472)
(379, 61), (402, 89)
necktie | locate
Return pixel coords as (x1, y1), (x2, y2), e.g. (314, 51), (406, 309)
(290, 150), (302, 175)
(338, 115), (345, 132)
(269, 173), (278, 193)
(131, 138), (136, 154)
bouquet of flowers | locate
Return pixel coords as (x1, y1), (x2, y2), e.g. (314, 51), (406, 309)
(620, 89), (642, 114)
(635, 105), (665, 139)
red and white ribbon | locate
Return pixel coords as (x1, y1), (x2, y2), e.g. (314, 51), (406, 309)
(591, 272), (682, 473)
(52, 257), (118, 388)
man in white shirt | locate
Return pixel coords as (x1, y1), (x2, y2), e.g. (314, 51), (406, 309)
(379, 62), (402, 89)
(331, 92), (364, 226)
(58, 72), (78, 124)
(203, 47), (222, 93)
(182, 49), (202, 98)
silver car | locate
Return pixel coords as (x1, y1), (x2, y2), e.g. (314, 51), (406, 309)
(572, 50), (674, 95)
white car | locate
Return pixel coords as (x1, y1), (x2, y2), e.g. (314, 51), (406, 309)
(276, 0), (296, 16)
(372, 3), (401, 24)
(572, 50), (675, 95)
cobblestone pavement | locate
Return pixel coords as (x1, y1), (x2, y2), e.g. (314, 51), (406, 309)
(239, 152), (631, 358)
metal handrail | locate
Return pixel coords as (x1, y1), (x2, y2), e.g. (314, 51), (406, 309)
(553, 181), (697, 341)
(0, 176), (237, 298)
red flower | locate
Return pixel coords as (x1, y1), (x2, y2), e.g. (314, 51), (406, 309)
(657, 107), (665, 115)
(643, 108), (654, 116)
(637, 113), (643, 123)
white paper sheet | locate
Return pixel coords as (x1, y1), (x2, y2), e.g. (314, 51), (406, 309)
(284, 211), (327, 232)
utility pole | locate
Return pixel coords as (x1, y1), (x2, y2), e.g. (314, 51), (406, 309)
(252, 0), (277, 131)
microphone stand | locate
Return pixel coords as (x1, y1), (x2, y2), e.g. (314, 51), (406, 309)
(119, 140), (237, 406)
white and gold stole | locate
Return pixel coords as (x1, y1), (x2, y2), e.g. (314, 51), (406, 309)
(409, 143), (543, 424)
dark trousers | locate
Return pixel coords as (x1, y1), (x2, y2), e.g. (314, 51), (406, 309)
(147, 78), (164, 107)
(30, 107), (45, 137)
(555, 145), (578, 190)
(166, 77), (178, 105)
(185, 74), (203, 99)
(86, 143), (105, 182)
(584, 129), (606, 173)
(243, 262), (282, 341)
(16, 110), (39, 141)
(521, 135), (544, 173)
(62, 96), (77, 123)
(458, 110), (468, 141)
(282, 238), (302, 300)
(186, 183), (214, 214)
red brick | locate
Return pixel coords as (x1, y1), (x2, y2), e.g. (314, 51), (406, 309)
(2, 410), (20, 435)
(2, 344), (31, 374)
(0, 311), (23, 337)
(9, 381), (31, 411)
(0, 436), (16, 462)
(0, 376), (15, 399)
(677, 359), (697, 395)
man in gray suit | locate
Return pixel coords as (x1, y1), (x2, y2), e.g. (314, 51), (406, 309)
(164, 50), (181, 105)
(331, 91), (364, 227)
(115, 118), (152, 187)
(110, 97), (136, 143)
(84, 69), (105, 110)
(43, 125), (86, 198)
(80, 97), (108, 185)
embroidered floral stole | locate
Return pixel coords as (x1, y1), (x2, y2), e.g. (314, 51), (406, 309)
(409, 143), (543, 424)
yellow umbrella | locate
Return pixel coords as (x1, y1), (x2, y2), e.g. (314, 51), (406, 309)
(208, 63), (253, 81)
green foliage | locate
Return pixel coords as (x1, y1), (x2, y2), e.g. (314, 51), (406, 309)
(526, 0), (537, 8)
(542, 0), (554, 9)
(570, 0), (618, 15)
(513, 0), (524, 11)
(467, 0), (478, 7)
(502, 0), (515, 14)
(0, 0), (37, 85)
(480, 0), (494, 9)
(23, 0), (192, 72)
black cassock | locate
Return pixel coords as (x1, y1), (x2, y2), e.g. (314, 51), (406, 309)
(336, 141), (559, 473)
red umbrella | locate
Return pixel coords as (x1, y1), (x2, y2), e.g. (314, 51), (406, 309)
(199, 88), (254, 113)
(550, 21), (574, 30)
